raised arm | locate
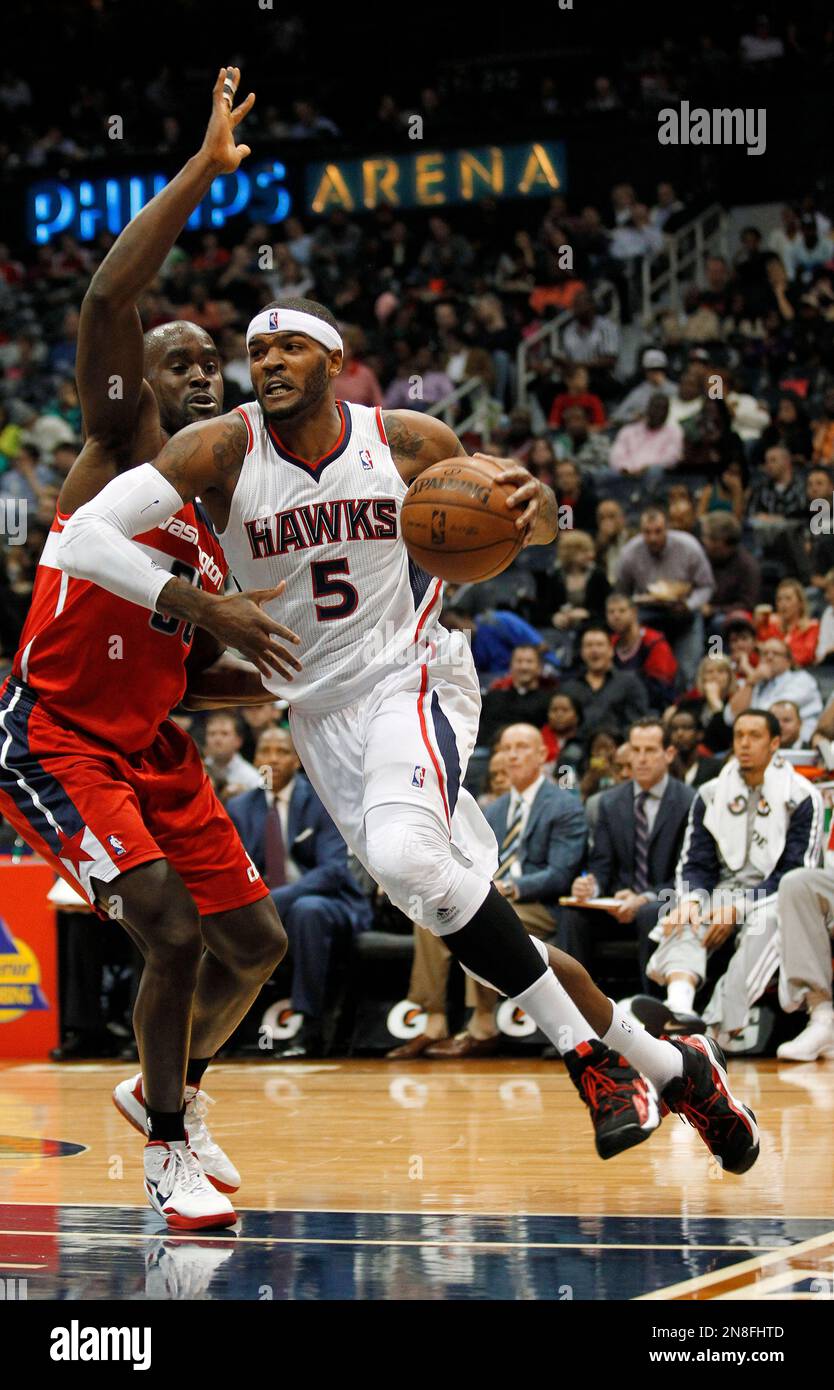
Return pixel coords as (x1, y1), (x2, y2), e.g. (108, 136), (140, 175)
(383, 409), (560, 547)
(63, 67), (254, 511)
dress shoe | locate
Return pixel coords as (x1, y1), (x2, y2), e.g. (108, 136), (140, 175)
(276, 1029), (323, 1060)
(50, 1030), (117, 1061)
(423, 1032), (501, 1059)
(386, 1034), (444, 1060)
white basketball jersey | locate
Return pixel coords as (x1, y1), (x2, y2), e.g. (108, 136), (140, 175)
(220, 401), (454, 712)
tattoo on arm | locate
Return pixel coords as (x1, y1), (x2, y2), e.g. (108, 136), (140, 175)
(383, 411), (466, 468)
(532, 485), (559, 545)
(160, 413), (247, 500)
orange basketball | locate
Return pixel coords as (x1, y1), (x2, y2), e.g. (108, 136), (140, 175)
(400, 456), (524, 583)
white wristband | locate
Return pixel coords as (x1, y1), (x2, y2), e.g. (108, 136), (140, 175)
(56, 464), (186, 613)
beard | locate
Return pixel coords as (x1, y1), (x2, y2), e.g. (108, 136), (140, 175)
(260, 358), (330, 420)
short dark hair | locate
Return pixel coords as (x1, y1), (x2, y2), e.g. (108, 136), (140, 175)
(205, 710), (245, 737)
(580, 623), (612, 642)
(735, 708), (780, 739)
(511, 643), (541, 660)
(263, 297), (339, 331)
(629, 715), (674, 748)
(606, 590), (635, 608)
(640, 504), (667, 523)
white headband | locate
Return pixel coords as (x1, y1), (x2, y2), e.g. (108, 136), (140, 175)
(246, 308), (343, 354)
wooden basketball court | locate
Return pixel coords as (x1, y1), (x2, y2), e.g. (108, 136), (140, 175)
(1, 1056), (832, 1300)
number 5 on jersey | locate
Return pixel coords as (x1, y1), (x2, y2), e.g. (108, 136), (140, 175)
(311, 558), (358, 621)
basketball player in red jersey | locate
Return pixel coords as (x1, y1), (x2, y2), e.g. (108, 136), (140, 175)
(0, 70), (304, 1229)
(55, 283), (759, 1176)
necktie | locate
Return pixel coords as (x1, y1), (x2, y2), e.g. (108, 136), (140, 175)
(633, 790), (650, 895)
(495, 797), (524, 881)
(264, 801), (287, 888)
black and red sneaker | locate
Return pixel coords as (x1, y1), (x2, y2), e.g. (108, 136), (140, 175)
(661, 1034), (760, 1175)
(564, 1038), (660, 1160)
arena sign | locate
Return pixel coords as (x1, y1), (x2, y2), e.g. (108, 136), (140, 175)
(305, 141), (566, 214)
(26, 160), (292, 245)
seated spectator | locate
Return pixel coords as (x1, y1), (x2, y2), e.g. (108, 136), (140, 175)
(389, 724), (586, 1059)
(239, 701), (283, 762)
(812, 388), (834, 468)
(667, 365), (706, 429)
(532, 528), (610, 632)
(332, 326), (383, 407)
(227, 729), (372, 1059)
(729, 637), (823, 742)
(477, 751), (510, 809)
(202, 712), (263, 800)
(771, 699), (803, 749)
(579, 728), (621, 802)
(725, 611), (759, 673)
(443, 608), (545, 680)
(595, 498), (632, 584)
(382, 343), (454, 411)
(814, 569), (834, 664)
(699, 513), (761, 622)
(553, 458), (600, 534)
(558, 291), (620, 396)
(644, 710), (822, 1047)
(610, 393), (684, 475)
(776, 866), (834, 1061)
(526, 437), (557, 489)
(667, 488), (698, 534)
(748, 445), (807, 521)
(671, 655), (737, 755)
(610, 347), (676, 425)
(560, 718), (695, 987)
(754, 392), (812, 467)
(807, 468), (834, 587)
(478, 644), (556, 747)
(561, 625), (649, 743)
(553, 404), (611, 471)
(547, 364), (606, 430)
(616, 504), (714, 686)
(696, 459), (747, 522)
(541, 692), (585, 773)
(755, 578), (820, 667)
(606, 591), (678, 709)
(666, 708), (726, 787)
(682, 398), (746, 479)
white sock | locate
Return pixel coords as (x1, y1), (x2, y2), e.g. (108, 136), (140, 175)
(603, 1001), (683, 1091)
(666, 979), (696, 1015)
(810, 999), (834, 1025)
(512, 970), (596, 1055)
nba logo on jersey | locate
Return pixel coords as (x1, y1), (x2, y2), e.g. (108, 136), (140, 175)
(268, 310), (280, 331)
(412, 765), (426, 789)
(107, 834), (127, 856)
(359, 449), (374, 470)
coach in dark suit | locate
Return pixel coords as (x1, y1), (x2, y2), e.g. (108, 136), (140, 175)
(559, 716), (695, 989)
(227, 728), (371, 1057)
(419, 722), (587, 1058)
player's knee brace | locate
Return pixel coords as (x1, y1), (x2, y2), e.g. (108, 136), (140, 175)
(364, 804), (490, 934)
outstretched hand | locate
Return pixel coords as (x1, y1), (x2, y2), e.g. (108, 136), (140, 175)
(200, 66), (256, 174)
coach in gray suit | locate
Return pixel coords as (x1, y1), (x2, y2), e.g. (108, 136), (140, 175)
(560, 717), (695, 989)
(418, 723), (587, 1058)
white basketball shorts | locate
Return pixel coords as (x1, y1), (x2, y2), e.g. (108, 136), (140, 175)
(289, 644), (498, 890)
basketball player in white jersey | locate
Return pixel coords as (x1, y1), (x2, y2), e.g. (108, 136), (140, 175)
(56, 298), (759, 1173)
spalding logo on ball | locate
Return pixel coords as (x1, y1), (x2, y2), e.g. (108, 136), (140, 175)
(401, 456), (524, 583)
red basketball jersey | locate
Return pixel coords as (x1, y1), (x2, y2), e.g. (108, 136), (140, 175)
(13, 503), (227, 752)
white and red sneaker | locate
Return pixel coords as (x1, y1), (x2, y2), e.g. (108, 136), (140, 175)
(113, 1074), (241, 1194)
(144, 1140), (237, 1231)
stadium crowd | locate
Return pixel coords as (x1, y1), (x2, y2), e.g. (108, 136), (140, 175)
(4, 7), (834, 1064)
